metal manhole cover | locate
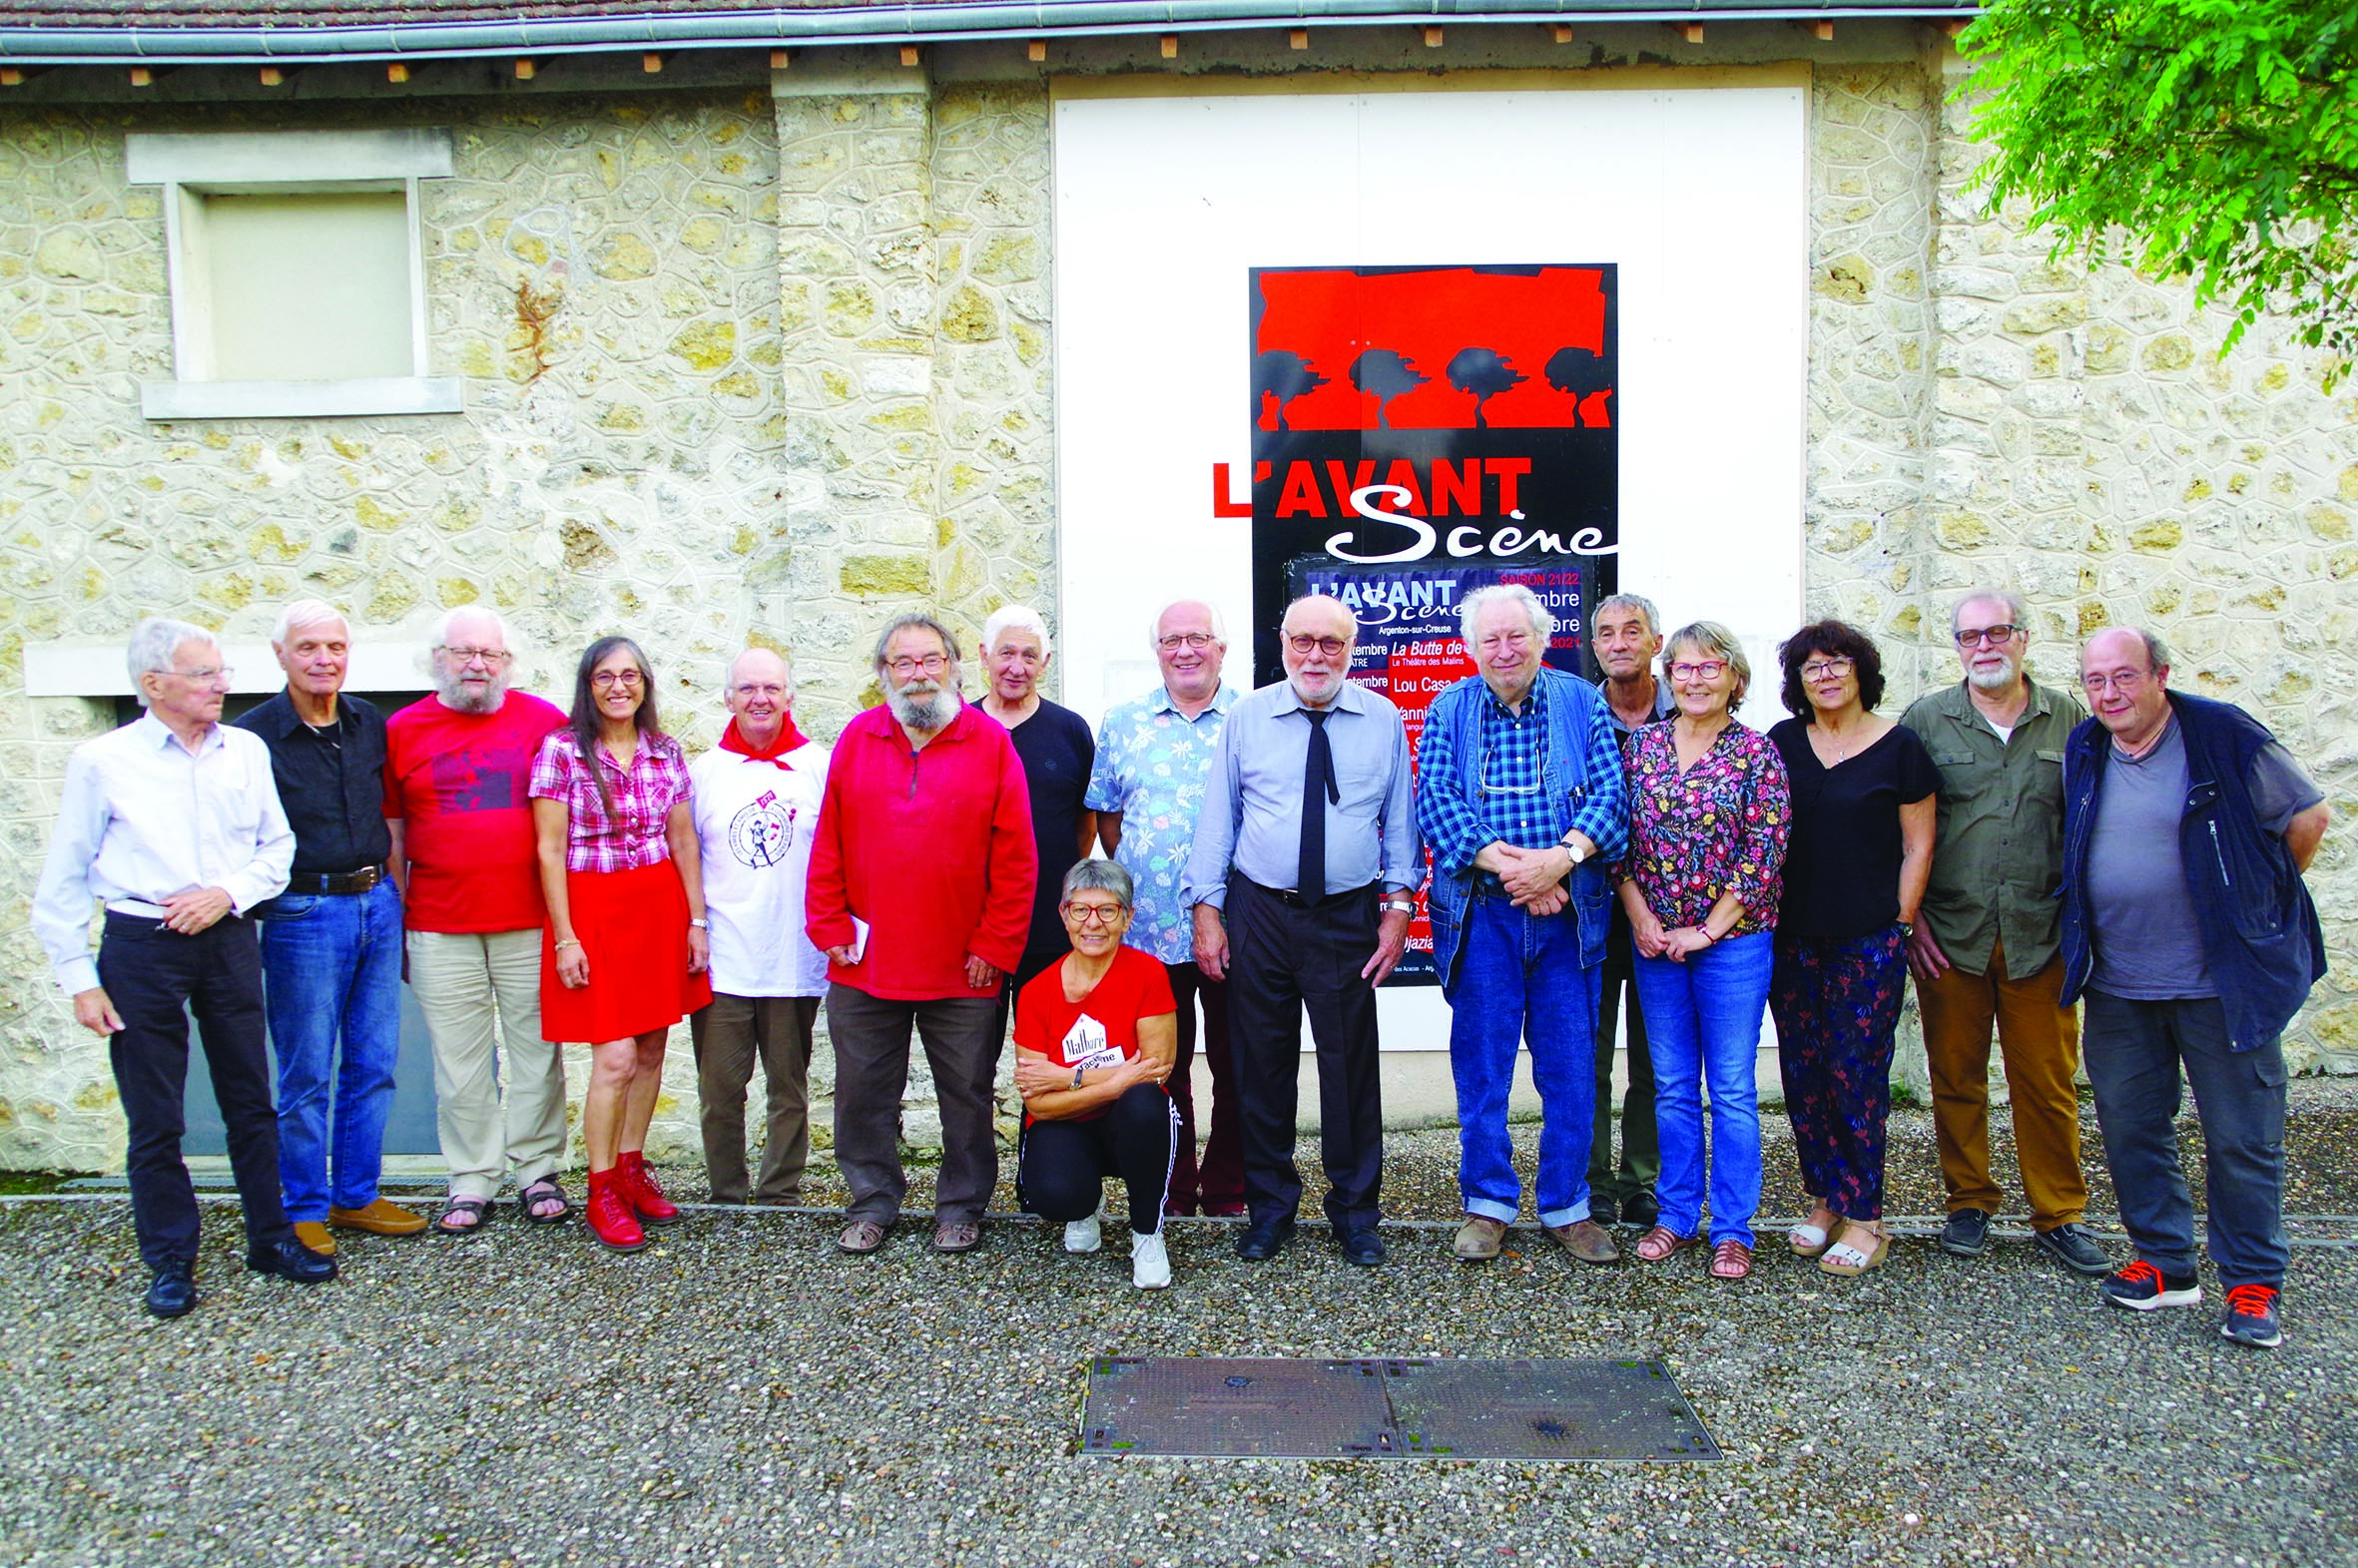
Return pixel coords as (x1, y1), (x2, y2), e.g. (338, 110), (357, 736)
(1079, 1356), (1719, 1462)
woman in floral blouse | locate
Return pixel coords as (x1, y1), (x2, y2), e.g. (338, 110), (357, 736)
(1614, 621), (1792, 1281)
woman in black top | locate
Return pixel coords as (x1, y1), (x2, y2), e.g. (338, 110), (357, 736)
(1767, 620), (1940, 1278)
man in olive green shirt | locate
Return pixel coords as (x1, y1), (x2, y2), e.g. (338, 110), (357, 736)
(1900, 591), (2107, 1276)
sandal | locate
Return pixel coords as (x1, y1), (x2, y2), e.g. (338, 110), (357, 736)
(519, 1178), (573, 1226)
(1819, 1223), (1890, 1278)
(1635, 1225), (1700, 1264)
(1788, 1204), (1839, 1259)
(1710, 1239), (1753, 1281)
(433, 1197), (493, 1238)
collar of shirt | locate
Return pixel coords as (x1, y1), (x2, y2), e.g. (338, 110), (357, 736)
(1482, 673), (1550, 721)
(1150, 682), (1239, 719)
(243, 690), (361, 741)
(136, 710), (226, 758)
(1594, 672), (1675, 730)
(850, 696), (986, 748)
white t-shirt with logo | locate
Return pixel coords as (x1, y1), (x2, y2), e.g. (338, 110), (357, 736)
(688, 740), (831, 997)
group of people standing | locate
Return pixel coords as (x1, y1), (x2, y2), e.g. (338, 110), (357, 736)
(33, 584), (2328, 1350)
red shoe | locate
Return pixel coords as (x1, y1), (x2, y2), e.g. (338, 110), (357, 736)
(618, 1150), (681, 1226)
(585, 1169), (647, 1254)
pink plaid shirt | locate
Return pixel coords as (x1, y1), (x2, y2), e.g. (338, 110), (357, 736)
(528, 730), (692, 874)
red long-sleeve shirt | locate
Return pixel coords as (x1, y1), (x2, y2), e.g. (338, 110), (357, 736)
(805, 700), (1037, 1000)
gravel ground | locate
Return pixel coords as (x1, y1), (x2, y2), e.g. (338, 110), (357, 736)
(2, 1085), (2354, 1568)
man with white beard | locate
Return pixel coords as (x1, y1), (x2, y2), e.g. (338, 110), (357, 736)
(807, 612), (1036, 1257)
(1899, 589), (2107, 1276)
(384, 607), (570, 1238)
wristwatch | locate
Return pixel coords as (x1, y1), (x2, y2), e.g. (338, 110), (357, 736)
(1383, 897), (1415, 915)
(1070, 1064), (1085, 1089)
(689, 918), (709, 929)
(1557, 835), (1588, 865)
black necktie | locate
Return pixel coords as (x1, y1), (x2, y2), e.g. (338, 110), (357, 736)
(1299, 709), (1339, 897)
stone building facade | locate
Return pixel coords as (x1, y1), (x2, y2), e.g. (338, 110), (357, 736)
(0, 20), (2348, 1173)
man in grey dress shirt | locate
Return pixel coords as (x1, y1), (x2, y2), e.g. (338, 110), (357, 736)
(32, 618), (336, 1318)
(1184, 593), (1421, 1267)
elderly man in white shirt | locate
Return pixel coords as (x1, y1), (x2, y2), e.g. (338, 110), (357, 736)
(33, 617), (335, 1319)
(686, 647), (833, 1205)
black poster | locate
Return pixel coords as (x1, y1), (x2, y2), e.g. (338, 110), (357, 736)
(1247, 262), (1619, 687)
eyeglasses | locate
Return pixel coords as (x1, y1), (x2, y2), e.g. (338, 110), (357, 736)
(167, 664), (234, 685)
(1285, 633), (1350, 658)
(1157, 632), (1218, 650)
(1668, 660), (1728, 682)
(1800, 657), (1856, 682)
(438, 646), (510, 667)
(1956, 625), (2024, 647)
(886, 653), (950, 677)
(2080, 670), (2148, 695)
(590, 669), (645, 689)
(1061, 901), (1128, 927)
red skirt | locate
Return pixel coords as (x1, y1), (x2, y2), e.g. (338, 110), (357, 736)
(540, 858), (714, 1043)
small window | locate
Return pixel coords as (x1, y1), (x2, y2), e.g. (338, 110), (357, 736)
(128, 129), (460, 420)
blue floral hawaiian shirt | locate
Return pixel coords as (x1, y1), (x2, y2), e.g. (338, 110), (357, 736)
(1084, 682), (1241, 965)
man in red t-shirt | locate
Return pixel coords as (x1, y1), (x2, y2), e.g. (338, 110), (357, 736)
(807, 612), (1036, 1258)
(384, 607), (569, 1236)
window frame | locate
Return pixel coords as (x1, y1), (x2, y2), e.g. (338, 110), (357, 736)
(127, 128), (461, 421)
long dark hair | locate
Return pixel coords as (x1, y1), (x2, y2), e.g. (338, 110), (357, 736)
(568, 635), (662, 820)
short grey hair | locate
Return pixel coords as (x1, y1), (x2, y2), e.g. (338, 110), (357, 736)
(2087, 625), (2172, 671)
(872, 611), (960, 671)
(981, 604), (1052, 658)
(435, 604), (509, 649)
(1281, 593), (1359, 639)
(1458, 584), (1554, 647)
(727, 646), (795, 696)
(1950, 588), (2029, 637)
(1662, 620), (1752, 711)
(1592, 593), (1662, 637)
(1148, 598), (1228, 649)
(126, 617), (216, 709)
(1061, 857), (1134, 905)
(272, 598), (347, 646)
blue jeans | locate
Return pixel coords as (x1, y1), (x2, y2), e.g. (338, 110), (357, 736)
(1633, 931), (1774, 1247)
(257, 878), (404, 1221)
(1449, 893), (1602, 1227)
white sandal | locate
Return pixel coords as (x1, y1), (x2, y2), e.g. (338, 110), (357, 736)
(1787, 1205), (1837, 1258)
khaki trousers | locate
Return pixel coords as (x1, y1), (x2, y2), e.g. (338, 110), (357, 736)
(406, 927), (569, 1201)
(688, 992), (820, 1205)
(1915, 937), (2087, 1228)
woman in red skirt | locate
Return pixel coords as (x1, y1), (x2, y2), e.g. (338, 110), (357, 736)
(530, 635), (712, 1252)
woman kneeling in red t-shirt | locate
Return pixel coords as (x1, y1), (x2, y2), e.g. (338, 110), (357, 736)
(1013, 859), (1180, 1290)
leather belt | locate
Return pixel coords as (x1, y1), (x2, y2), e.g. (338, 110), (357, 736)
(286, 864), (386, 896)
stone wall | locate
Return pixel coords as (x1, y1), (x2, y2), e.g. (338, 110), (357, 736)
(0, 47), (2350, 1173)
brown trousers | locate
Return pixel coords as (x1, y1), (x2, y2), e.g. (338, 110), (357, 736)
(1914, 937), (2088, 1229)
(688, 992), (820, 1205)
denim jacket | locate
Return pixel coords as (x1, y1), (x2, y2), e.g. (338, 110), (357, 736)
(1423, 667), (1627, 994)
(2060, 691), (2326, 1052)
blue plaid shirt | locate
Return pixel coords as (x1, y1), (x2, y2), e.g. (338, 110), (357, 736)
(1417, 673), (1627, 892)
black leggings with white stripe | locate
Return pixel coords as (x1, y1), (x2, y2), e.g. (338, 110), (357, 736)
(1019, 1083), (1176, 1236)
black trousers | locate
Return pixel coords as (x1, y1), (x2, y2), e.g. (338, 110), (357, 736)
(1224, 874), (1385, 1229)
(1018, 1084), (1178, 1236)
(97, 912), (293, 1271)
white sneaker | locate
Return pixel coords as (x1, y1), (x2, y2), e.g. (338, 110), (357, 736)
(1063, 1214), (1102, 1254)
(1131, 1230), (1171, 1290)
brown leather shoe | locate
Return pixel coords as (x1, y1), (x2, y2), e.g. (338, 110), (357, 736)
(327, 1199), (428, 1238)
(932, 1220), (981, 1254)
(1453, 1215), (1508, 1261)
(292, 1221), (337, 1256)
(1545, 1218), (1621, 1264)
(837, 1219), (888, 1255)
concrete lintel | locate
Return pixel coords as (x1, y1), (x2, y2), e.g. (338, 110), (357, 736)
(771, 61), (929, 99)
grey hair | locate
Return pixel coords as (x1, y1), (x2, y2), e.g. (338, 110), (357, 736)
(126, 617), (216, 709)
(1950, 588), (2030, 637)
(2090, 625), (2172, 671)
(1282, 593), (1359, 639)
(1148, 598), (1228, 649)
(1593, 593), (1662, 637)
(271, 598), (347, 646)
(1662, 620), (1753, 712)
(435, 604), (509, 649)
(981, 604), (1052, 659)
(1457, 584), (1555, 647)
(871, 611), (961, 671)
(1061, 857), (1134, 906)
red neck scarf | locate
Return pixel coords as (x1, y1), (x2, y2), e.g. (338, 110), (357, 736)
(719, 716), (808, 770)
